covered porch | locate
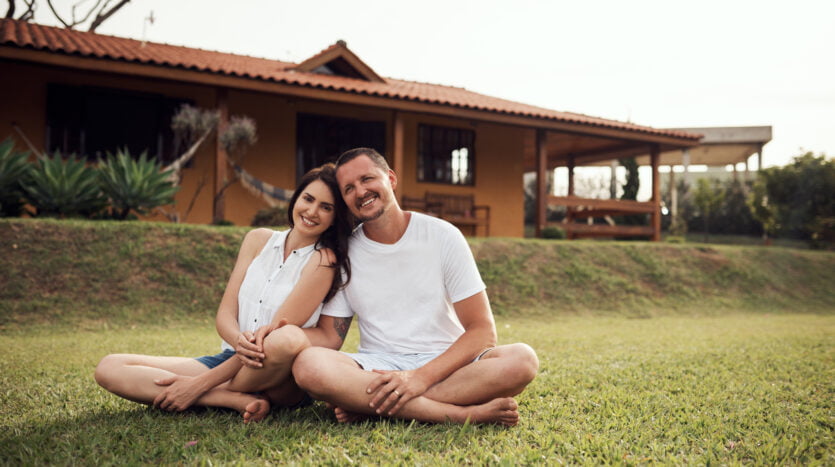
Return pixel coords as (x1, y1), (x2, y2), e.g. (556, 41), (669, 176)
(526, 127), (701, 241)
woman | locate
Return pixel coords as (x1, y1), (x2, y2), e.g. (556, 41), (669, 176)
(94, 163), (353, 422)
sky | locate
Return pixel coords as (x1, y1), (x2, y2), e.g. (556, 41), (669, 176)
(34, 0), (835, 172)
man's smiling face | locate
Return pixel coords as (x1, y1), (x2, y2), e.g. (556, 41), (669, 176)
(336, 154), (397, 223)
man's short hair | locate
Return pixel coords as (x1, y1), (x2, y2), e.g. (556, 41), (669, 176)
(336, 147), (391, 172)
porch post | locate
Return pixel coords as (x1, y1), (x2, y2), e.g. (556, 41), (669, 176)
(566, 155), (576, 239)
(213, 87), (229, 224)
(391, 111), (405, 177)
(610, 160), (618, 199)
(535, 129), (547, 237)
(669, 167), (677, 219)
(756, 144), (764, 172)
(650, 144), (661, 241)
(567, 155), (575, 196)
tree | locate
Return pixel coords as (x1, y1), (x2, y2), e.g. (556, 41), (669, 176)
(616, 157), (647, 231)
(692, 178), (724, 242)
(160, 104), (257, 224)
(747, 178), (778, 244)
(619, 157), (639, 201)
(751, 151), (835, 247)
(6, 0), (131, 32)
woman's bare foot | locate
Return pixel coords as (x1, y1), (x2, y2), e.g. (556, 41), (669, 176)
(242, 397), (271, 423)
(459, 397), (519, 426)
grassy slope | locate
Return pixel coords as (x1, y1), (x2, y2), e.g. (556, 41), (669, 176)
(2, 218), (833, 329)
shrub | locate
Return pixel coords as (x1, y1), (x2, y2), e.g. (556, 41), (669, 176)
(751, 152), (834, 247)
(0, 137), (31, 217)
(251, 205), (289, 227)
(542, 226), (566, 239)
(98, 149), (179, 220)
(21, 152), (105, 218)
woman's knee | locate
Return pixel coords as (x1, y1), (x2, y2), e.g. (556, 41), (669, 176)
(262, 325), (309, 361)
(94, 353), (127, 389)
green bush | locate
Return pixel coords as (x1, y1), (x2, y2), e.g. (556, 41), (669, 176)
(251, 205), (289, 227)
(542, 226), (566, 239)
(750, 152), (835, 247)
(21, 152), (105, 218)
(0, 138), (31, 217)
(98, 149), (179, 220)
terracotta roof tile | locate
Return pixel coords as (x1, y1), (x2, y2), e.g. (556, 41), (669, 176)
(0, 19), (699, 141)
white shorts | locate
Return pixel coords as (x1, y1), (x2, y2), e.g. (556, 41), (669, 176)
(343, 348), (494, 371)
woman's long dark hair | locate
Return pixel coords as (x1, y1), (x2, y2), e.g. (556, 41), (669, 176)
(286, 163), (352, 303)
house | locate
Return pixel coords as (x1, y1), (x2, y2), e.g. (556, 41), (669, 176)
(0, 18), (702, 238)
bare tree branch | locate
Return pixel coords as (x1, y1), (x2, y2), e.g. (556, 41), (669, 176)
(45, 0), (74, 28)
(9, 0), (36, 21)
(18, 0), (34, 20)
(71, 0), (104, 27)
(181, 175), (208, 223)
(88, 0), (130, 32)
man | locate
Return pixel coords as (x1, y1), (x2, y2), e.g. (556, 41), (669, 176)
(293, 148), (538, 425)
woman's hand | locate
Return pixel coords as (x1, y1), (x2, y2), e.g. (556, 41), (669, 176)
(235, 331), (265, 368)
(253, 319), (289, 351)
(152, 375), (208, 412)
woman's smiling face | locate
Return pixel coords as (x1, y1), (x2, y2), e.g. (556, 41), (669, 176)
(292, 179), (336, 237)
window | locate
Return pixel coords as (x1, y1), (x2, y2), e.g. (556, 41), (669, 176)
(296, 113), (386, 183)
(46, 84), (188, 163)
(418, 124), (475, 185)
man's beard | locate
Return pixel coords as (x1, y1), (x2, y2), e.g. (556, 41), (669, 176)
(357, 206), (384, 223)
(355, 193), (385, 222)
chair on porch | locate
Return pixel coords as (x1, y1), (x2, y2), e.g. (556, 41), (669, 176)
(402, 192), (490, 237)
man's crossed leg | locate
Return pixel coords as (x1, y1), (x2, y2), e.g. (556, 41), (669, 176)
(292, 343), (538, 425)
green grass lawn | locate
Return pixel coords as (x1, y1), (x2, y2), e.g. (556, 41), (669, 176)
(1, 313), (832, 465)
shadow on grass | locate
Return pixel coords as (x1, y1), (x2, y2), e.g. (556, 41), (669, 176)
(1, 401), (499, 464)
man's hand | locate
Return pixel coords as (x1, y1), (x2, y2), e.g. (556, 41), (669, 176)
(235, 331), (264, 368)
(366, 369), (431, 416)
(152, 375), (207, 412)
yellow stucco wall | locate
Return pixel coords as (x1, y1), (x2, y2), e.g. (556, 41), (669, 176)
(0, 58), (526, 236)
(0, 59), (219, 224)
(396, 113), (526, 238)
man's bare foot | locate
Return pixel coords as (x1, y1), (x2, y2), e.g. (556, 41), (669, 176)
(459, 397), (519, 426)
(242, 397), (270, 423)
(326, 402), (368, 424)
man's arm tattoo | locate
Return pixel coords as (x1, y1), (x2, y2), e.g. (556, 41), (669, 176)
(332, 317), (352, 341)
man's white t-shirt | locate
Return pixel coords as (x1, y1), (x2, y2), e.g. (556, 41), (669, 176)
(322, 212), (486, 354)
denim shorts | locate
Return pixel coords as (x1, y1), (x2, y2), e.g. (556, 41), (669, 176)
(195, 349), (236, 369)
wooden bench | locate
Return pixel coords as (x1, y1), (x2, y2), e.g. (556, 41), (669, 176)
(402, 192), (490, 237)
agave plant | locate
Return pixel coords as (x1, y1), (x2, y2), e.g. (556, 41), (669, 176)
(21, 152), (105, 218)
(98, 149), (179, 220)
(0, 137), (32, 217)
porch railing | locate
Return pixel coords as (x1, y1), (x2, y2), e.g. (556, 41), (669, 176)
(547, 195), (656, 238)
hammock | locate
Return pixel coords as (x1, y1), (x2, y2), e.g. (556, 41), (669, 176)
(231, 163), (293, 207)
